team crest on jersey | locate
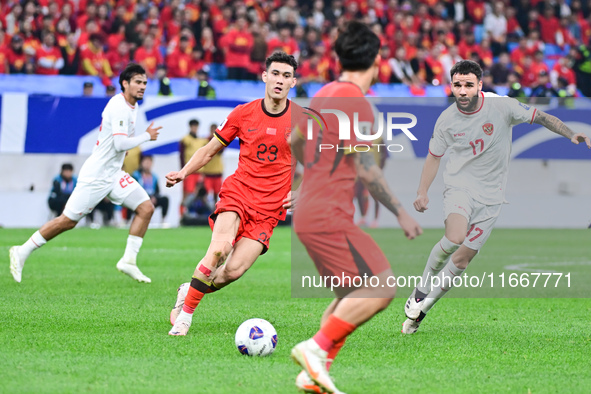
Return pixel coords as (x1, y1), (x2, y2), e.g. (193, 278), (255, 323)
(284, 127), (291, 141)
(119, 120), (123, 126)
(482, 123), (494, 136)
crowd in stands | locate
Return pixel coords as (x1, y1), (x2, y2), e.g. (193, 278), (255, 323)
(1, 0), (591, 97)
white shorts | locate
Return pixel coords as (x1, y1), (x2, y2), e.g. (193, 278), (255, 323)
(64, 170), (150, 222)
(443, 188), (502, 251)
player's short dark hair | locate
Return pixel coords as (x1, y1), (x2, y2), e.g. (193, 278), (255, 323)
(450, 60), (483, 81)
(119, 63), (146, 92)
(189, 119), (199, 126)
(335, 21), (380, 71)
(61, 163), (73, 172)
(265, 51), (298, 73)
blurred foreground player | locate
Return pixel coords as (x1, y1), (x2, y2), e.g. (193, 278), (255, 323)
(166, 52), (302, 336)
(9, 63), (162, 283)
(403, 60), (591, 334)
(290, 22), (422, 394)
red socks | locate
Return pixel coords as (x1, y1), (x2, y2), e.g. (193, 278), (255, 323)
(182, 286), (205, 314)
(313, 314), (356, 353)
(326, 337), (346, 370)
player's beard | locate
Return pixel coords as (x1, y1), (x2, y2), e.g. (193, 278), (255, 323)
(456, 92), (480, 112)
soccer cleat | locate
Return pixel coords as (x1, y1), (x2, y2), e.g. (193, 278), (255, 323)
(401, 311), (426, 335)
(168, 316), (191, 336)
(405, 289), (426, 320)
(296, 370), (326, 393)
(170, 282), (190, 325)
(291, 339), (346, 394)
(9, 246), (25, 283)
(116, 257), (151, 283)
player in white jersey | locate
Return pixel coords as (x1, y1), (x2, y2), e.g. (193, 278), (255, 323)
(402, 60), (591, 334)
(9, 63), (162, 284)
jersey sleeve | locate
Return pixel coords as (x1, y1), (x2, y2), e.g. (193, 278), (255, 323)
(108, 101), (129, 137)
(505, 98), (537, 126)
(214, 104), (242, 146)
(428, 113), (448, 157)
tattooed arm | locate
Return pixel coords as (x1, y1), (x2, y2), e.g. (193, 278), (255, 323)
(533, 110), (591, 148)
(355, 151), (422, 239)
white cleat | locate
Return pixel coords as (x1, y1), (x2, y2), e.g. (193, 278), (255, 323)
(291, 339), (346, 394)
(116, 257), (151, 283)
(170, 282), (190, 325)
(168, 316), (191, 336)
(402, 311), (426, 335)
(405, 289), (426, 320)
(9, 246), (25, 283)
(296, 370), (326, 393)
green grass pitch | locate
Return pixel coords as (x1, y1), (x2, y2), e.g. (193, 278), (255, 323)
(1, 227), (590, 393)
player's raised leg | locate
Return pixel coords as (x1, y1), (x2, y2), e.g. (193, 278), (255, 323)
(116, 184), (154, 283)
(292, 270), (396, 394)
(9, 214), (78, 282)
(405, 213), (465, 319)
(169, 211), (240, 335)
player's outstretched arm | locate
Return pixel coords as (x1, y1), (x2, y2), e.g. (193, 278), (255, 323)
(112, 121), (162, 152)
(414, 153), (441, 213)
(165, 137), (224, 187)
(355, 152), (422, 240)
(533, 110), (591, 148)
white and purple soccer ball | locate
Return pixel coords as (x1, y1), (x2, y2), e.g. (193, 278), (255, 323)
(235, 318), (277, 357)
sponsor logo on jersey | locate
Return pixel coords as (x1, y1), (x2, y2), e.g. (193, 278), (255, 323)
(453, 133), (465, 137)
(218, 118), (228, 130)
(482, 123), (494, 135)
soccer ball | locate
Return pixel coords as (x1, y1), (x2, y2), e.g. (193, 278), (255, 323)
(235, 318), (277, 357)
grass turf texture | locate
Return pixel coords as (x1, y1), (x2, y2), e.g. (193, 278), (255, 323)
(1, 227), (590, 393)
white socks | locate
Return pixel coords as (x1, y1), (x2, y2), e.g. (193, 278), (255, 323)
(417, 236), (460, 294)
(19, 231), (47, 260)
(123, 235), (143, 261)
(422, 258), (465, 313)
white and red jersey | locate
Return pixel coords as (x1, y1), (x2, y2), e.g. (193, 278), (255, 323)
(78, 94), (141, 183)
(429, 92), (537, 205)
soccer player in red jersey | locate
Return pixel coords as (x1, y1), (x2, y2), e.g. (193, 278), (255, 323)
(289, 22), (423, 394)
(165, 51), (300, 336)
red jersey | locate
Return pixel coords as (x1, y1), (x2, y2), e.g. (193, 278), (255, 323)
(35, 45), (63, 75)
(106, 50), (130, 76)
(166, 49), (192, 78)
(220, 29), (253, 68)
(214, 99), (297, 219)
(134, 46), (163, 76)
(294, 82), (374, 233)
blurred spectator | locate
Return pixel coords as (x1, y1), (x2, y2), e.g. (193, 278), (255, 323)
(489, 52), (511, 86)
(506, 71), (526, 98)
(440, 45), (463, 84)
(36, 32), (64, 75)
(83, 81), (94, 96)
(107, 41), (131, 77)
(377, 46), (393, 83)
(48, 163), (77, 217)
(484, 1), (507, 56)
(7, 35), (28, 74)
(539, 6), (559, 45)
(106, 85), (116, 97)
(530, 70), (559, 104)
(550, 56), (577, 95)
(298, 52), (328, 83)
(179, 119), (206, 209)
(181, 183), (212, 226)
(390, 47), (419, 86)
(267, 26), (299, 58)
(201, 122), (224, 204)
(481, 70), (497, 94)
(81, 33), (113, 85)
(221, 16), (253, 80)
(410, 48), (434, 85)
(132, 155), (170, 225)
(166, 36), (191, 78)
(197, 69), (216, 98)
(156, 66), (172, 95)
(134, 34), (162, 79)
(59, 32), (81, 75)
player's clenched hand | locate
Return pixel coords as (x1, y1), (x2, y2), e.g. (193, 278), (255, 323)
(413, 193), (429, 212)
(165, 171), (185, 187)
(397, 211), (423, 240)
(283, 190), (297, 211)
(571, 132), (591, 148)
(146, 121), (162, 141)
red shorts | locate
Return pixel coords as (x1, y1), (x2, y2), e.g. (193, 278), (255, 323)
(296, 227), (390, 279)
(208, 192), (279, 255)
(204, 175), (222, 195)
(183, 173), (203, 194)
